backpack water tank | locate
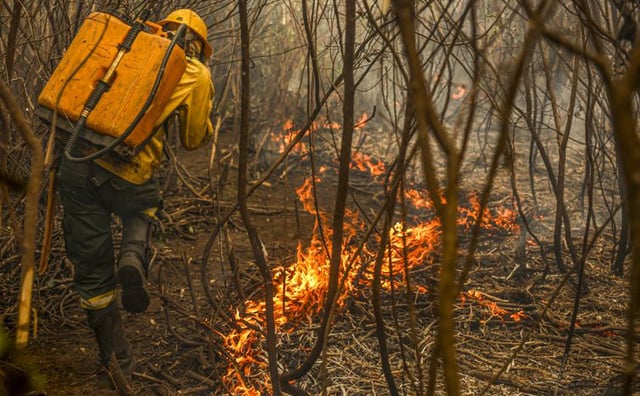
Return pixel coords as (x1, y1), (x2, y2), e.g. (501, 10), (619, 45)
(37, 12), (187, 154)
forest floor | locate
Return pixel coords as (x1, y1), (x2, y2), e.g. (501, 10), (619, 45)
(1, 125), (637, 396)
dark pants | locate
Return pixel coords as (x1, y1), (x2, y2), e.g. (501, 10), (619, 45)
(57, 157), (160, 307)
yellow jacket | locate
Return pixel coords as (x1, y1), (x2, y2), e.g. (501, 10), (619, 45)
(95, 57), (214, 184)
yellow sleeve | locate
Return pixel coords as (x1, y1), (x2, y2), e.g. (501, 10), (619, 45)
(156, 57), (214, 150)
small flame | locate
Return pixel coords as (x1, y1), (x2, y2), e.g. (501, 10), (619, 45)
(463, 289), (528, 323)
(354, 112), (369, 129)
(351, 151), (385, 176)
(451, 85), (467, 100)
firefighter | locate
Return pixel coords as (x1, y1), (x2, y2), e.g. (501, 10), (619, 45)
(55, 9), (214, 384)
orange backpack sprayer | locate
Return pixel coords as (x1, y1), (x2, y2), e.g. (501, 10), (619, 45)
(37, 10), (188, 162)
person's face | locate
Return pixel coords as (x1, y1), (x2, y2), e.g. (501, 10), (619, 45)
(163, 22), (204, 58)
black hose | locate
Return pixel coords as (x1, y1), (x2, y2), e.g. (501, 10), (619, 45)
(64, 18), (186, 163)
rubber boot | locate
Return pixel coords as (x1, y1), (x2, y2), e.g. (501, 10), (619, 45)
(86, 301), (135, 379)
(118, 214), (151, 314)
(118, 251), (149, 314)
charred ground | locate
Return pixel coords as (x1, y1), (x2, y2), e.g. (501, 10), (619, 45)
(0, 123), (635, 396)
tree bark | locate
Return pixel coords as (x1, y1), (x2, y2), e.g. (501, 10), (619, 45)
(236, 1), (281, 394)
(0, 78), (44, 349)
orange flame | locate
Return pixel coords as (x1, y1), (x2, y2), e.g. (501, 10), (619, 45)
(354, 112), (369, 129)
(462, 289), (528, 323)
(451, 84), (467, 100)
(221, 124), (521, 393)
(351, 151), (385, 176)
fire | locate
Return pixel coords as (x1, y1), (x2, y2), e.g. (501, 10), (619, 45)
(456, 191), (520, 233)
(462, 289), (528, 323)
(404, 188), (436, 210)
(295, 175), (321, 215)
(220, 123), (522, 393)
(350, 151), (385, 176)
(354, 112), (369, 129)
(451, 84), (467, 100)
(269, 114), (374, 158)
(269, 126), (308, 156)
(372, 221), (441, 291)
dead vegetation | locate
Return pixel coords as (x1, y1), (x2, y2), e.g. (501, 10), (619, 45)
(2, 0), (640, 395)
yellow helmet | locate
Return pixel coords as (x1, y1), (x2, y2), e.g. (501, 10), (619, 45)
(159, 9), (212, 58)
